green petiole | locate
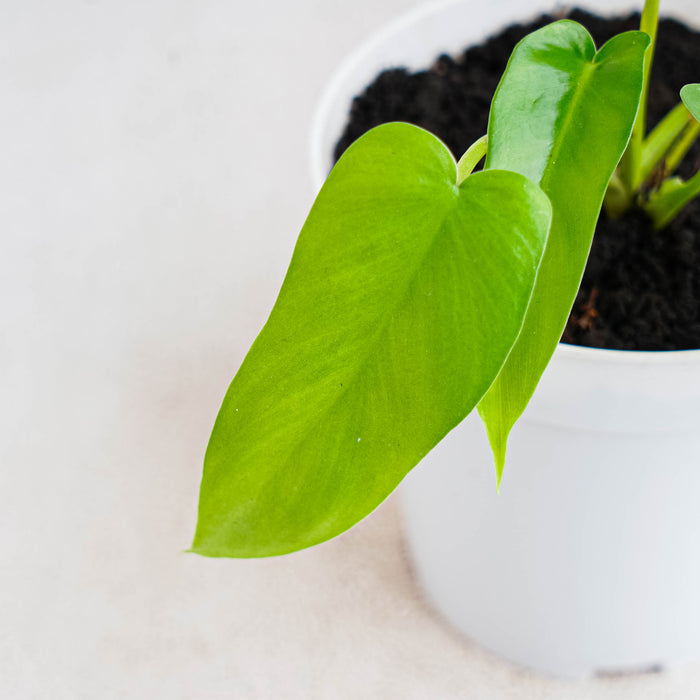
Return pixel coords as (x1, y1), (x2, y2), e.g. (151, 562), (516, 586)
(640, 102), (690, 181)
(456, 134), (488, 185)
(664, 116), (700, 174)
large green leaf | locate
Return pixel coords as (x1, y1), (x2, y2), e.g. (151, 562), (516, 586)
(192, 122), (551, 557)
(478, 21), (649, 484)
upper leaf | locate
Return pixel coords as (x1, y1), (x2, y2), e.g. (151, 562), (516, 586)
(479, 21), (649, 484)
(192, 122), (551, 557)
(681, 83), (700, 122)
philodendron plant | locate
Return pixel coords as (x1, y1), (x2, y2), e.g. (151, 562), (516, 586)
(191, 3), (700, 558)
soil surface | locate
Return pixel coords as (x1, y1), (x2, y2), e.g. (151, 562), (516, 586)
(333, 9), (700, 350)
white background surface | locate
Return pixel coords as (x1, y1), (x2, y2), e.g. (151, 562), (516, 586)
(3, 0), (700, 697)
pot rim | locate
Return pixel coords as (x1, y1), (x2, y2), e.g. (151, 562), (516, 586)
(556, 341), (700, 364)
(309, 0), (469, 187)
(309, 0), (700, 366)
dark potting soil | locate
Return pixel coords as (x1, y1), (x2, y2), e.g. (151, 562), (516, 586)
(333, 9), (700, 351)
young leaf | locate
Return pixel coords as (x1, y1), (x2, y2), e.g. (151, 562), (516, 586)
(681, 84), (700, 122)
(644, 169), (700, 229)
(192, 123), (551, 557)
(478, 21), (649, 484)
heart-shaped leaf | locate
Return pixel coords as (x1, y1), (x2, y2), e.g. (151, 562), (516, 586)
(192, 122), (551, 557)
(478, 21), (649, 484)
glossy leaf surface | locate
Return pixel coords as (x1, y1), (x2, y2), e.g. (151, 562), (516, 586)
(192, 123), (551, 557)
(479, 21), (649, 483)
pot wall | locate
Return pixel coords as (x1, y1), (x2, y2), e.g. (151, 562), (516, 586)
(310, 0), (700, 678)
(401, 350), (700, 677)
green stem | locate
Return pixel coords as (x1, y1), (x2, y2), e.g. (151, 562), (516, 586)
(619, 0), (659, 192)
(640, 102), (689, 181)
(603, 171), (633, 218)
(638, 0), (660, 143)
(457, 135), (488, 185)
(665, 118), (700, 174)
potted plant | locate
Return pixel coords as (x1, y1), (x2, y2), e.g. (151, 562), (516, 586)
(190, 0), (700, 678)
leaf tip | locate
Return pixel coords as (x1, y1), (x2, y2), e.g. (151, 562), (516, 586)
(184, 538), (202, 557)
(187, 524), (212, 557)
(493, 442), (507, 493)
(478, 407), (509, 492)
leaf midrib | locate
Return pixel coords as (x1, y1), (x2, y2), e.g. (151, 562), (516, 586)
(275, 182), (461, 479)
(539, 60), (595, 193)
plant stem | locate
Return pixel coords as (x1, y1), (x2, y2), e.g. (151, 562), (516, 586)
(618, 0), (659, 193)
(665, 118), (700, 174)
(640, 102), (689, 180)
(457, 135), (488, 185)
(603, 172), (633, 218)
(638, 0), (660, 147)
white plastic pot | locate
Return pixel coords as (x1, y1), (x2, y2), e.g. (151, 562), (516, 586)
(310, 0), (700, 678)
